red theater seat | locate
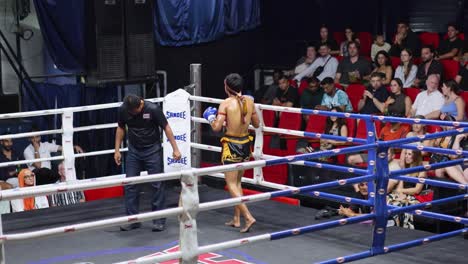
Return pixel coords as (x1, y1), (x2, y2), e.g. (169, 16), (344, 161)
(419, 32), (440, 49)
(440, 59), (460, 81)
(333, 32), (345, 47)
(346, 84), (366, 112)
(460, 91), (468, 117)
(391, 57), (401, 70)
(278, 112), (302, 130)
(262, 110), (276, 128)
(306, 115), (327, 133)
(358, 32), (372, 56)
(84, 186), (124, 201)
(404, 88), (420, 103)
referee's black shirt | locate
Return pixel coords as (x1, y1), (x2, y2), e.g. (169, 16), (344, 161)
(118, 101), (168, 148)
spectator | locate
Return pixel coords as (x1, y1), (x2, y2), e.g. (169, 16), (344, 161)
(23, 131), (84, 171)
(358, 72), (390, 114)
(340, 27), (360, 57)
(438, 80), (465, 121)
(432, 115), (468, 184)
(338, 182), (371, 217)
(259, 70), (282, 104)
(0, 138), (25, 185)
(335, 41), (372, 86)
(316, 77), (353, 112)
(387, 148), (402, 193)
(370, 50), (393, 85)
(371, 34), (391, 61)
(455, 49), (468, 91)
(385, 78), (412, 117)
(389, 20), (421, 57)
(394, 48), (418, 88)
(399, 115), (433, 168)
(273, 74), (299, 108)
(379, 122), (410, 142)
(387, 149), (426, 229)
(319, 107), (348, 153)
(11, 169), (49, 212)
(49, 162), (85, 207)
(292, 45), (317, 76)
(410, 74), (445, 119)
(437, 23), (464, 60)
(414, 45), (443, 88)
(294, 43), (339, 82)
(300, 77), (324, 124)
(0, 181), (13, 214)
(318, 25), (339, 56)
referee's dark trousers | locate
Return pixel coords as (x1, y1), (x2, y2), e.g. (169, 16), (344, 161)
(125, 143), (166, 225)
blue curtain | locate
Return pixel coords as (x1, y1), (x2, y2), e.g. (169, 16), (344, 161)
(34, 0), (86, 73)
(224, 0), (261, 35)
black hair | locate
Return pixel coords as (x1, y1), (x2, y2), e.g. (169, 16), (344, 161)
(374, 50), (391, 66)
(320, 77), (334, 85)
(325, 107), (345, 135)
(306, 76), (320, 84)
(443, 79), (460, 94)
(278, 74), (288, 81)
(447, 22), (459, 32)
(400, 48), (414, 79)
(346, 40), (361, 51)
(397, 19), (410, 27)
(391, 78), (404, 90)
(421, 45), (435, 54)
(123, 94), (142, 111)
(225, 73), (244, 93)
(370, 72), (383, 79)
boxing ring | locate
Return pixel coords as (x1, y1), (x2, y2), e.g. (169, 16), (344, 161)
(0, 65), (467, 264)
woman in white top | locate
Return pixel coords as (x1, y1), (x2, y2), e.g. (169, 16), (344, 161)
(11, 169), (49, 212)
(394, 48), (417, 88)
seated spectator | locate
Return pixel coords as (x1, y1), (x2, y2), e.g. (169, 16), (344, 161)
(387, 148), (402, 193)
(358, 72), (390, 114)
(300, 77), (324, 124)
(294, 43), (339, 82)
(433, 115), (468, 184)
(0, 181), (13, 214)
(257, 69), (281, 104)
(49, 162), (85, 207)
(318, 25), (340, 56)
(399, 115), (433, 168)
(0, 138), (26, 185)
(339, 26), (360, 57)
(414, 45), (443, 88)
(11, 169), (49, 212)
(438, 80), (465, 121)
(315, 77), (353, 112)
(410, 74), (445, 119)
(455, 49), (468, 91)
(369, 50), (393, 85)
(385, 78), (412, 117)
(387, 150), (426, 229)
(394, 48), (418, 88)
(272, 74), (299, 108)
(338, 182), (371, 217)
(287, 44), (317, 77)
(335, 41), (372, 86)
(319, 107), (348, 151)
(389, 20), (421, 57)
(437, 23), (464, 60)
(371, 34), (391, 61)
(380, 122), (410, 141)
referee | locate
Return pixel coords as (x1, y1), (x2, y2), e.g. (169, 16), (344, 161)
(115, 94), (181, 232)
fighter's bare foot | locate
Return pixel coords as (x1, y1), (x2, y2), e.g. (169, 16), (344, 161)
(240, 219), (256, 233)
(225, 219), (241, 228)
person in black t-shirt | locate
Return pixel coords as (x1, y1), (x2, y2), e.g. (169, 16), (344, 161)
(437, 23), (464, 60)
(115, 94), (181, 232)
(272, 74), (299, 108)
(455, 50), (468, 91)
(358, 72), (389, 114)
(318, 25), (340, 56)
(0, 138), (26, 183)
(389, 20), (421, 57)
(414, 45), (444, 89)
(338, 182), (371, 217)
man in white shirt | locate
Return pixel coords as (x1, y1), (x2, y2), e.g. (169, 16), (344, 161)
(23, 133), (83, 171)
(410, 74), (445, 119)
(294, 42), (338, 82)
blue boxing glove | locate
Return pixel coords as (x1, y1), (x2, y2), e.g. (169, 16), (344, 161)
(203, 106), (217, 123)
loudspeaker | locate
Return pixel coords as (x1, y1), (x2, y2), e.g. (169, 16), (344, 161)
(91, 0), (156, 83)
(124, 0), (156, 79)
(94, 0), (126, 81)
